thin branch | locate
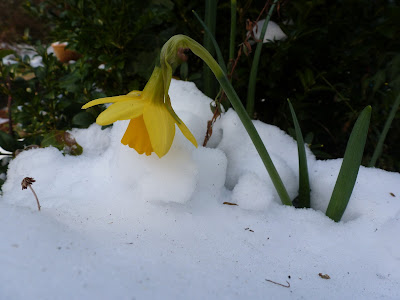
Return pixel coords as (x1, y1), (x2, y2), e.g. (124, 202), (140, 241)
(265, 279), (290, 288)
(29, 185), (41, 211)
(21, 177), (41, 211)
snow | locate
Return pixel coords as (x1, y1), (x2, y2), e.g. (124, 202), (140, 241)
(250, 20), (287, 43)
(1, 43), (49, 67)
(1, 79), (400, 299)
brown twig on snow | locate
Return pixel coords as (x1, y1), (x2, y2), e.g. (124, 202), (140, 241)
(265, 279), (290, 288)
(203, 103), (222, 146)
(21, 177), (41, 211)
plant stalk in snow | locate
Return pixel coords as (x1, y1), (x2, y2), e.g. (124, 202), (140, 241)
(21, 177), (41, 211)
(163, 35), (292, 206)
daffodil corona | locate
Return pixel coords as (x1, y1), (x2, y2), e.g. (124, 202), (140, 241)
(82, 66), (197, 157)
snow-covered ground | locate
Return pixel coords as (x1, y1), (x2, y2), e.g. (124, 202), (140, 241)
(1, 80), (399, 299)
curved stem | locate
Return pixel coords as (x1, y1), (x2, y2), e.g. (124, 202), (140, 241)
(186, 37), (292, 206)
(29, 185), (41, 211)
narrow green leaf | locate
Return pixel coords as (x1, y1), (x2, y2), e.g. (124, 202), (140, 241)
(179, 34), (292, 206)
(218, 75), (292, 206)
(246, 0), (279, 117)
(326, 106), (372, 222)
(229, 0), (237, 61)
(192, 10), (227, 75)
(369, 93), (400, 167)
(288, 99), (310, 208)
(72, 111), (96, 128)
(202, 0), (218, 98)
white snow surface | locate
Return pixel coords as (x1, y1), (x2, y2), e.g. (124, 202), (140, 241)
(251, 20), (287, 43)
(1, 79), (400, 299)
(1, 44), (54, 67)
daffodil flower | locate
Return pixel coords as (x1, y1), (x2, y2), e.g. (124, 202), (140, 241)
(82, 66), (197, 158)
(82, 34), (291, 206)
(82, 35), (220, 158)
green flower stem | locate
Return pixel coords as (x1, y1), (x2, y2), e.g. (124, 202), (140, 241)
(229, 0), (237, 61)
(246, 0), (279, 117)
(182, 36), (292, 206)
(369, 93), (400, 167)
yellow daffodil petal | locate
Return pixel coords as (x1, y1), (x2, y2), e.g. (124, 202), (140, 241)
(82, 95), (138, 109)
(143, 103), (176, 158)
(96, 98), (146, 125)
(177, 121), (198, 148)
(127, 90), (141, 96)
(121, 116), (153, 156)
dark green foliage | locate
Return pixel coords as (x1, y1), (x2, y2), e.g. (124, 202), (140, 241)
(24, 0), (197, 95)
(8, 43), (103, 137)
(243, 0), (400, 171)
(0, 44), (102, 189)
(194, 0), (399, 171)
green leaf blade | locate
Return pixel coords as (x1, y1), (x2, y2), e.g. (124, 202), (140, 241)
(326, 106), (372, 222)
(288, 99), (310, 208)
(369, 93), (400, 167)
(192, 10), (228, 75)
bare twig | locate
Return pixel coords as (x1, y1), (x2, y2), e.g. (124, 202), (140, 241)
(265, 279), (290, 288)
(21, 177), (41, 211)
(203, 103), (222, 146)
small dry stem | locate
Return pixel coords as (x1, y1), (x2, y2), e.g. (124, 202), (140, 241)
(29, 185), (41, 211)
(21, 177), (41, 211)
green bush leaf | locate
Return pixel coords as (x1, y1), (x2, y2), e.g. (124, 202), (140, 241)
(72, 111), (96, 128)
(0, 131), (19, 152)
(41, 130), (83, 156)
(0, 49), (15, 59)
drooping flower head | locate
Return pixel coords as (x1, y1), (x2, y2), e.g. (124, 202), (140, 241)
(82, 36), (202, 158)
(82, 35), (293, 206)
